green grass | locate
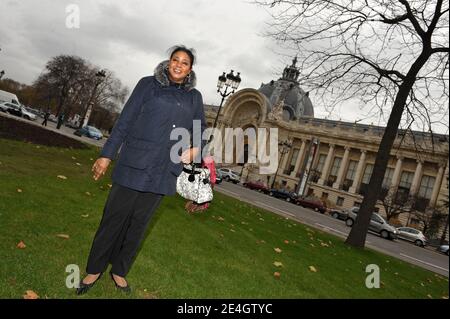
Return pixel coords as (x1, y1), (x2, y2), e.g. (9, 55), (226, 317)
(0, 138), (448, 299)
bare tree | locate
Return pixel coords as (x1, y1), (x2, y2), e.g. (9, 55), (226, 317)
(33, 55), (128, 131)
(377, 186), (413, 224)
(256, 0), (449, 247)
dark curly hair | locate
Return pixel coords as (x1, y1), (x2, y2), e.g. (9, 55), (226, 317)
(167, 45), (196, 67)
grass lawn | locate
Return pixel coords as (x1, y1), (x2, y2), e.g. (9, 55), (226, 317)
(0, 138), (448, 299)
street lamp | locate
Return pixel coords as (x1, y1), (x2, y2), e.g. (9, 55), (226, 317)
(80, 69), (106, 128)
(211, 70), (241, 134)
(271, 139), (293, 189)
(0, 70), (5, 80)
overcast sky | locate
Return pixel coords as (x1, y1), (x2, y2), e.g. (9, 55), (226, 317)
(0, 0), (448, 134)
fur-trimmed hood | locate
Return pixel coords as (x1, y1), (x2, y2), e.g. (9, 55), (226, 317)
(154, 60), (197, 91)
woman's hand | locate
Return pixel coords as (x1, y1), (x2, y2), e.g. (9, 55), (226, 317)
(180, 147), (200, 164)
(92, 157), (111, 181)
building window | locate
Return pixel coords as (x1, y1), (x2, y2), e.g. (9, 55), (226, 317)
(361, 164), (374, 184)
(322, 192), (329, 199)
(396, 171), (414, 204)
(358, 164), (374, 195)
(354, 201), (361, 207)
(315, 154), (327, 173)
(418, 175), (435, 200)
(399, 171), (414, 189)
(345, 160), (358, 181)
(285, 148), (299, 175)
(330, 157), (342, 177)
(336, 197), (345, 206)
(382, 167), (394, 188)
(343, 160), (358, 191)
(326, 157), (341, 186)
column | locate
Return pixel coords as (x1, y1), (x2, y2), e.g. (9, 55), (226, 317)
(389, 155), (404, 194)
(349, 150), (366, 193)
(291, 139), (307, 177)
(429, 163), (446, 207)
(409, 159), (423, 196)
(280, 148), (291, 172)
(317, 144), (335, 186)
(333, 146), (351, 189)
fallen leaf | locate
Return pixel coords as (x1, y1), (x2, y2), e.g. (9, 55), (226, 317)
(85, 192), (91, 196)
(36, 146), (40, 149)
(442, 296), (449, 299)
(219, 233), (224, 238)
(284, 240), (289, 244)
(17, 189), (23, 193)
(56, 234), (70, 239)
(273, 261), (283, 268)
(75, 163), (81, 166)
(218, 216), (225, 221)
(90, 158), (94, 161)
(57, 175), (67, 180)
(427, 294), (433, 299)
(230, 229), (235, 232)
(309, 266), (318, 273)
(259, 218), (265, 221)
(273, 272), (281, 278)
(274, 248), (282, 253)
(292, 240), (297, 244)
(81, 214), (89, 218)
(261, 240), (266, 244)
(394, 272), (399, 275)
(320, 242), (329, 247)
(17, 241), (26, 249)
(23, 290), (39, 299)
(310, 243), (315, 247)
(71, 156), (77, 160)
(107, 184), (112, 188)
(420, 282), (425, 287)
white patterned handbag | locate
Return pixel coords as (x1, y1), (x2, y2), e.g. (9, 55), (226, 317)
(176, 164), (213, 204)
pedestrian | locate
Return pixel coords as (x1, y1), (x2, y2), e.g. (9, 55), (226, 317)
(76, 45), (206, 295)
(41, 110), (50, 126)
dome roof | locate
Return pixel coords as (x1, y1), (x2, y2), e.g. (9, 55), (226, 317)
(258, 58), (314, 120)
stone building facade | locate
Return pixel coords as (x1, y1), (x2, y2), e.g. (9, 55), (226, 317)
(204, 59), (449, 238)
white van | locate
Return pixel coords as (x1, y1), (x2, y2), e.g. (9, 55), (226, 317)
(0, 89), (20, 105)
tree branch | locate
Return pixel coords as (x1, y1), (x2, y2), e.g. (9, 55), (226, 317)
(399, 0), (427, 39)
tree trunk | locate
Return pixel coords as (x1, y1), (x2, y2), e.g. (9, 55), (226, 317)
(345, 53), (430, 248)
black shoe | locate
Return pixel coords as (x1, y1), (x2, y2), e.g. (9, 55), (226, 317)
(110, 271), (131, 293)
(76, 273), (103, 295)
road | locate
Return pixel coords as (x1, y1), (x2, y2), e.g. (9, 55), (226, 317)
(215, 181), (449, 277)
(5, 112), (449, 277)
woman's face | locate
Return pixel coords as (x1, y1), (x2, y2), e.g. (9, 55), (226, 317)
(167, 51), (192, 84)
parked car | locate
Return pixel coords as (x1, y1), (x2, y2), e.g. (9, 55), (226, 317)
(74, 126), (103, 140)
(345, 207), (398, 240)
(295, 197), (328, 213)
(243, 180), (269, 193)
(396, 227), (428, 247)
(437, 244), (449, 256)
(1, 102), (36, 120)
(215, 169), (223, 184)
(0, 102), (8, 112)
(268, 188), (296, 202)
(217, 168), (240, 184)
(329, 208), (348, 220)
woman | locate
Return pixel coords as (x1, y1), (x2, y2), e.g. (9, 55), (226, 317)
(76, 45), (206, 295)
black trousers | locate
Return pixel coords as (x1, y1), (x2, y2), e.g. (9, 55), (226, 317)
(85, 183), (163, 277)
